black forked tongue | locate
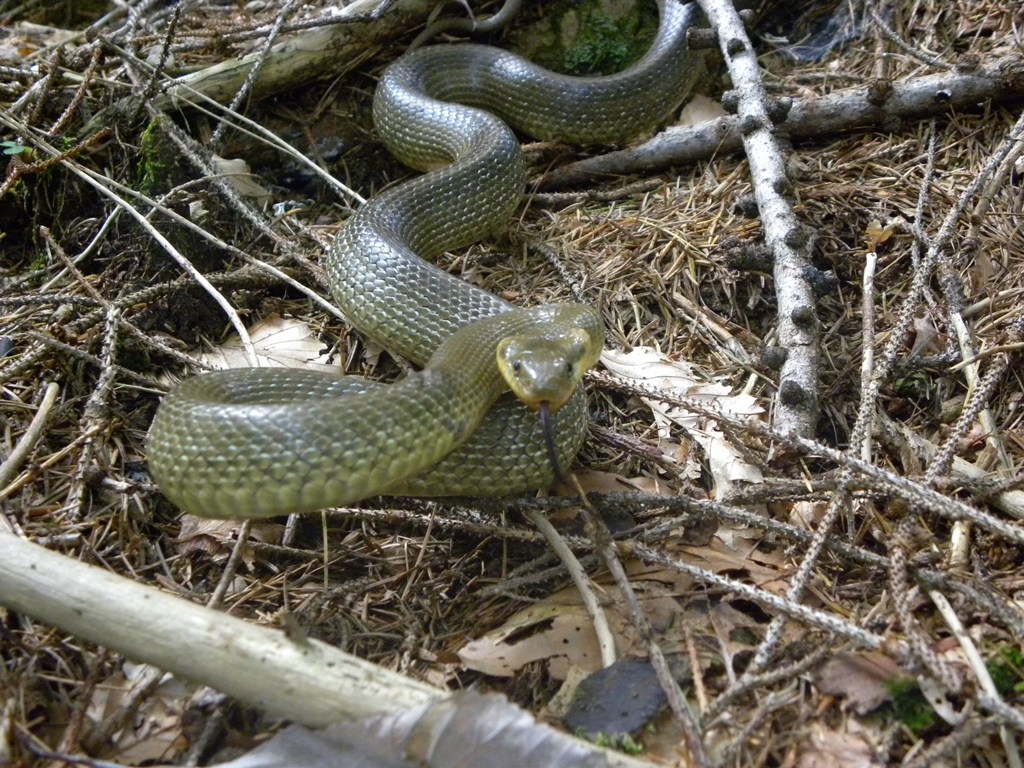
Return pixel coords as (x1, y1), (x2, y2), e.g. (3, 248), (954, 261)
(539, 401), (564, 484)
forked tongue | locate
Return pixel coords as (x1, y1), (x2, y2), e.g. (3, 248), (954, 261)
(538, 401), (564, 484)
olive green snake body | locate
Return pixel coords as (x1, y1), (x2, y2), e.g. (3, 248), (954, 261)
(148, 0), (702, 518)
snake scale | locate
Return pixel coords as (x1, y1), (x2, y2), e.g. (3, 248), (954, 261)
(148, 0), (702, 519)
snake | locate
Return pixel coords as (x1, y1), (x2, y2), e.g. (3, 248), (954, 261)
(147, 0), (703, 519)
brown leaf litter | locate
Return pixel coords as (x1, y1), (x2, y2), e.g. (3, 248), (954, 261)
(1, 0), (1024, 765)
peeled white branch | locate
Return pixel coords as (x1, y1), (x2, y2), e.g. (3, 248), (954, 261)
(0, 531), (662, 766)
(0, 531), (442, 726)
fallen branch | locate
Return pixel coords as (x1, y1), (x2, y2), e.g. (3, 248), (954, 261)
(695, 0), (820, 441)
(74, 0), (429, 133)
(542, 55), (1024, 187)
(0, 531), (442, 726)
(0, 531), (664, 767)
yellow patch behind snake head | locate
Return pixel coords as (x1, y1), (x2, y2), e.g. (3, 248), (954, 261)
(496, 327), (599, 412)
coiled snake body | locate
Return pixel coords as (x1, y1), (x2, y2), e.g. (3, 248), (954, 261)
(148, 0), (702, 518)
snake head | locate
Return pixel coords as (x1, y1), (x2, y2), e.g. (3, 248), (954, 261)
(496, 327), (595, 412)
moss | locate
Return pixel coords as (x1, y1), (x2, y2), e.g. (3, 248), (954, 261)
(880, 647), (1023, 736)
(883, 678), (938, 735)
(588, 730), (646, 755)
(562, 8), (655, 75)
(988, 645), (1024, 697)
(28, 250), (48, 272)
(508, 0), (659, 75)
(138, 119), (171, 196)
(137, 117), (193, 197)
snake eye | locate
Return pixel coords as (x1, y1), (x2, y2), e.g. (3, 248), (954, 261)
(512, 360), (522, 373)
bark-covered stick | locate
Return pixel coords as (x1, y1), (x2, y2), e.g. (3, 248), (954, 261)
(697, 0), (820, 441)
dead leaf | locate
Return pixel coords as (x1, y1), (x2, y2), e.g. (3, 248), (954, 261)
(457, 603), (604, 678)
(796, 724), (883, 768)
(199, 314), (335, 371)
(176, 516), (284, 565)
(0, 22), (77, 61)
(864, 218), (895, 251)
(817, 651), (904, 714)
(86, 669), (190, 764)
(601, 347), (764, 497)
(213, 155), (272, 200)
(676, 94), (727, 127)
(676, 536), (791, 595)
(970, 247), (1001, 294)
(909, 315), (942, 357)
(458, 525), (793, 679)
(789, 500), (829, 529)
(458, 577), (691, 680)
(568, 469), (662, 495)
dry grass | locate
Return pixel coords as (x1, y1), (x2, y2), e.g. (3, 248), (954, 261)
(1, 0), (1023, 765)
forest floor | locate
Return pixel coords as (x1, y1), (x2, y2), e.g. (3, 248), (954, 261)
(1, 0), (1023, 766)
